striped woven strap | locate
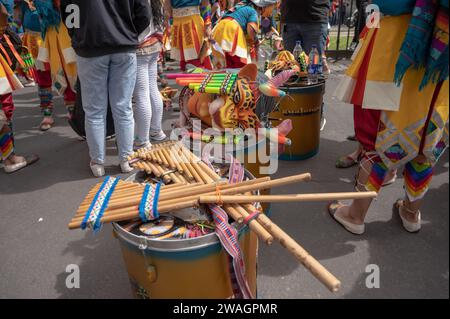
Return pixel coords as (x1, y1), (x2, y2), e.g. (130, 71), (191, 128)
(81, 176), (119, 231)
(209, 156), (253, 299)
(138, 183), (162, 222)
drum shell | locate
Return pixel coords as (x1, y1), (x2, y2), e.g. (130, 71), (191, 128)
(271, 82), (325, 160)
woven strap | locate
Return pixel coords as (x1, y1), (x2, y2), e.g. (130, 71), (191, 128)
(138, 183), (162, 222)
(81, 176), (119, 231)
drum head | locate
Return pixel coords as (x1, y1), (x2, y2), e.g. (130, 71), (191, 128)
(68, 79), (115, 139)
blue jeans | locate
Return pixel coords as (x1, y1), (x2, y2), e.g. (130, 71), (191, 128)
(282, 22), (328, 55)
(77, 53), (137, 164)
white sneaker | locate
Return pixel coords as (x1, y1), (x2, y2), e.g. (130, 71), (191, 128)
(90, 162), (105, 177)
(133, 141), (152, 151)
(120, 161), (134, 174)
(150, 130), (167, 141)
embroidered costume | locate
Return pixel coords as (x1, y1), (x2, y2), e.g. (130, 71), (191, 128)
(335, 0), (449, 201)
(20, 0), (77, 130)
(169, 0), (213, 70)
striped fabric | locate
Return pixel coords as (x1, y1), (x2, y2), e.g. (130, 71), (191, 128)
(138, 183), (162, 222)
(0, 130), (13, 160)
(404, 160), (434, 201)
(81, 176), (119, 231)
(365, 156), (389, 193)
(208, 156), (254, 299)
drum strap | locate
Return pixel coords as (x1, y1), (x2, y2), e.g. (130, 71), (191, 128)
(207, 156), (254, 299)
(81, 176), (119, 231)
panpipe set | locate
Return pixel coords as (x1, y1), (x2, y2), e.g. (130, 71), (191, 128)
(167, 73), (237, 95)
(68, 141), (378, 292)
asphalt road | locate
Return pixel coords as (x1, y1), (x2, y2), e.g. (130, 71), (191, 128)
(0, 62), (448, 299)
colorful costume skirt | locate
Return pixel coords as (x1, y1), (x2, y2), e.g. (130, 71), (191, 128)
(212, 18), (250, 68)
(37, 23), (77, 96)
(171, 7), (205, 63)
(335, 15), (449, 171)
(0, 53), (23, 96)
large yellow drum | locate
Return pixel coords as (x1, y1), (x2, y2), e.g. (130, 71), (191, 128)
(113, 224), (257, 299)
(112, 171), (258, 299)
(271, 81), (325, 160)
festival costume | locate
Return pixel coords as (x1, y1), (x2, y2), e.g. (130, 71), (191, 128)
(0, 52), (23, 160)
(335, 0), (449, 202)
(22, 1), (76, 118)
(170, 0), (212, 70)
(212, 2), (259, 68)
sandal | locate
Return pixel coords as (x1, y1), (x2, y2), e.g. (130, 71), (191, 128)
(336, 155), (358, 169)
(4, 154), (40, 174)
(328, 201), (365, 235)
(394, 199), (421, 233)
(40, 116), (54, 131)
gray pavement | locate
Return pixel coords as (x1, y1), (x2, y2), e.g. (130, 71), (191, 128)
(0, 61), (448, 299)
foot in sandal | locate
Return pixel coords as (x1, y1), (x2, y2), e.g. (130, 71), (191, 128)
(328, 201), (365, 235)
(40, 116), (54, 131)
(394, 199), (421, 233)
(335, 155), (358, 169)
(3, 153), (40, 174)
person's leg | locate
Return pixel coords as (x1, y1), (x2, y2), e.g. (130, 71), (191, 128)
(1, 102), (39, 173)
(36, 69), (54, 131)
(297, 22), (328, 56)
(108, 52), (136, 166)
(133, 54), (152, 148)
(282, 23), (302, 53)
(397, 156), (434, 227)
(76, 55), (110, 166)
(148, 52), (166, 140)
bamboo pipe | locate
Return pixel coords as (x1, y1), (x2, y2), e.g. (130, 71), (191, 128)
(158, 148), (174, 169)
(242, 204), (341, 292)
(83, 181), (188, 205)
(178, 150), (204, 184)
(69, 174), (310, 228)
(71, 178), (270, 227)
(73, 179), (263, 220)
(179, 147), (214, 184)
(74, 182), (233, 219)
(199, 192), (378, 204)
(170, 149), (193, 181)
(78, 183), (192, 211)
(161, 148), (177, 170)
(198, 161), (222, 181)
(224, 205), (274, 245)
(167, 149), (184, 175)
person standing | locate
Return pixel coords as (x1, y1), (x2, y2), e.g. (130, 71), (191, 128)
(164, 0), (213, 71)
(1, 1), (39, 173)
(211, 0), (278, 69)
(280, 0), (330, 72)
(331, 0), (449, 234)
(133, 0), (166, 150)
(61, 0), (151, 177)
(18, 0), (77, 131)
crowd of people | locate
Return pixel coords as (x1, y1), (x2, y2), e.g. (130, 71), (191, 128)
(0, 0), (448, 235)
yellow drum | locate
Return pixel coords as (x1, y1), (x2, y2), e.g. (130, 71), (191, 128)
(271, 81), (325, 160)
(113, 223), (257, 299)
(112, 171), (258, 299)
